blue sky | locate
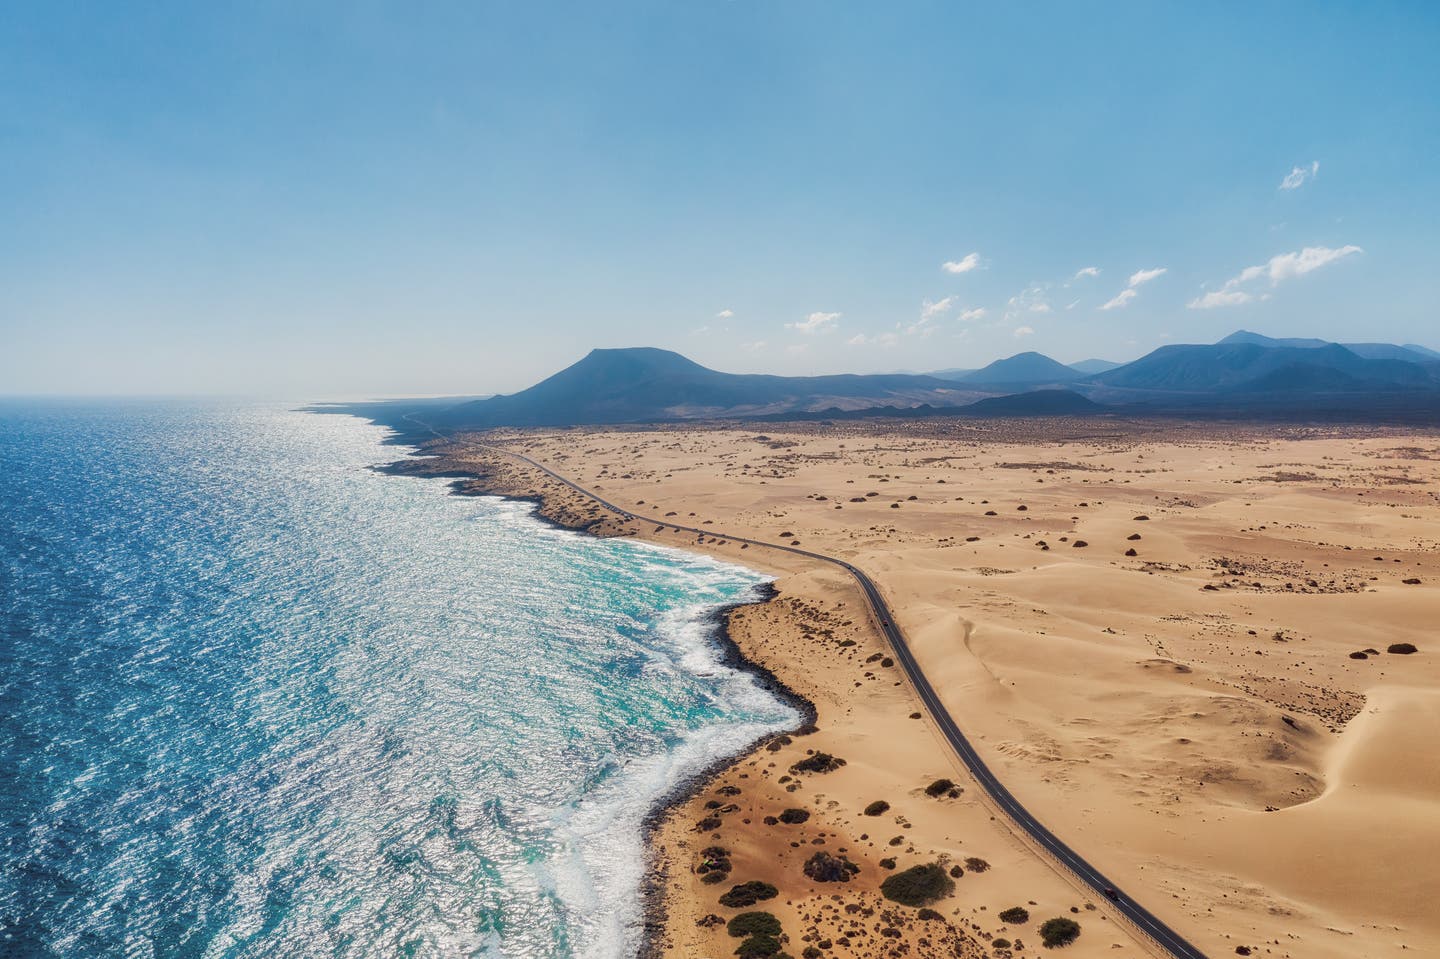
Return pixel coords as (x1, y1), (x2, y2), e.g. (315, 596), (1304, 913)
(3, 2), (1438, 396)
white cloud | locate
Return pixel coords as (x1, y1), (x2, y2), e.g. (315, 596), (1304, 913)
(1263, 244), (1362, 282)
(1100, 288), (1137, 311)
(715, 308), (734, 319)
(786, 311), (840, 334)
(1073, 266), (1101, 279)
(1188, 244), (1362, 309)
(1099, 266), (1167, 310)
(1279, 160), (1320, 191)
(941, 252), (983, 274)
(846, 332), (899, 348)
(1013, 325), (1035, 338)
(959, 307), (987, 322)
(921, 296), (954, 320)
(1188, 290), (1254, 309)
(1005, 286), (1051, 320)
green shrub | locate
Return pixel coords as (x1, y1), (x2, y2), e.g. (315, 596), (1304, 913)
(963, 857), (990, 873)
(1388, 643), (1419, 655)
(802, 851), (858, 883)
(790, 752), (845, 774)
(878, 862), (955, 906)
(1039, 917), (1081, 948)
(727, 912), (782, 938)
(992, 939), (1012, 949)
(924, 778), (956, 797)
(778, 808), (810, 825)
(734, 932), (783, 958)
(719, 881), (779, 908)
(998, 906), (1029, 924)
(863, 800), (890, 816)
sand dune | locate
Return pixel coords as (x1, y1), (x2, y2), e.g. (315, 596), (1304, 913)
(409, 419), (1439, 959)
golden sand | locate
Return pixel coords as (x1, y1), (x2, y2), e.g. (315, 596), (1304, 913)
(397, 417), (1440, 959)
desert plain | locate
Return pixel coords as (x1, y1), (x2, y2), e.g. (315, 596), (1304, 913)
(395, 416), (1440, 959)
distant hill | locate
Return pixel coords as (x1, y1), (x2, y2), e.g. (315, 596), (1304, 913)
(1068, 358), (1121, 375)
(1219, 329), (1437, 364)
(422, 347), (984, 428)
(1218, 330), (1332, 350)
(1086, 342), (1440, 395)
(960, 389), (1105, 415)
(947, 351), (1081, 385)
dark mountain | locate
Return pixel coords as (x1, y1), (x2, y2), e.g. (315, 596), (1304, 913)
(960, 389), (1105, 415)
(1218, 330), (1331, 349)
(1086, 342), (1440, 395)
(950, 351), (1081, 385)
(928, 367), (977, 380)
(1067, 358), (1121, 375)
(423, 347), (984, 428)
(1218, 329), (1437, 363)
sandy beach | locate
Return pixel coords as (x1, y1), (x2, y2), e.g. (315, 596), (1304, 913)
(388, 416), (1440, 959)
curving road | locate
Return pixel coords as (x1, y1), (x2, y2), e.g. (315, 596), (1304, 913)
(477, 441), (1209, 959)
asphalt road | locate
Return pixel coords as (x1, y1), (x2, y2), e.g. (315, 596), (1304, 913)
(484, 443), (1209, 959)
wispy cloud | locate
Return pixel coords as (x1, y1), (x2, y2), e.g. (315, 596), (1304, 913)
(1100, 266), (1167, 310)
(1073, 266), (1100, 279)
(739, 340), (767, 352)
(1189, 290), (1256, 309)
(1013, 325), (1035, 338)
(1100, 288), (1137, 311)
(959, 307), (987, 322)
(1005, 286), (1051, 320)
(1279, 160), (1320, 191)
(715, 308), (734, 319)
(1188, 244), (1362, 309)
(786, 311), (840, 334)
(941, 252), (983, 274)
(920, 296), (955, 320)
(846, 332), (899, 348)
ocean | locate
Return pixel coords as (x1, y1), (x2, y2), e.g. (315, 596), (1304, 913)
(0, 400), (797, 958)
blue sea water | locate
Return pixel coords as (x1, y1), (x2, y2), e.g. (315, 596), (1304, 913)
(0, 400), (796, 959)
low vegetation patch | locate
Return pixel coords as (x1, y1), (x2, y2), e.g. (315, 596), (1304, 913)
(1039, 917), (1081, 948)
(924, 778), (959, 798)
(963, 857), (990, 873)
(719, 880), (779, 909)
(998, 906), (1030, 924)
(862, 800), (890, 816)
(790, 751), (845, 774)
(697, 846), (732, 884)
(733, 933), (784, 958)
(727, 912), (782, 938)
(1388, 642), (1419, 654)
(778, 808), (810, 825)
(878, 862), (955, 906)
(802, 851), (859, 883)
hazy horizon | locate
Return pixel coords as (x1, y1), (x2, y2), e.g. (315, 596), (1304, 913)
(3, 2), (1438, 396)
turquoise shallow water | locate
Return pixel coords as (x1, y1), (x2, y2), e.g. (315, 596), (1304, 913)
(0, 400), (796, 958)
